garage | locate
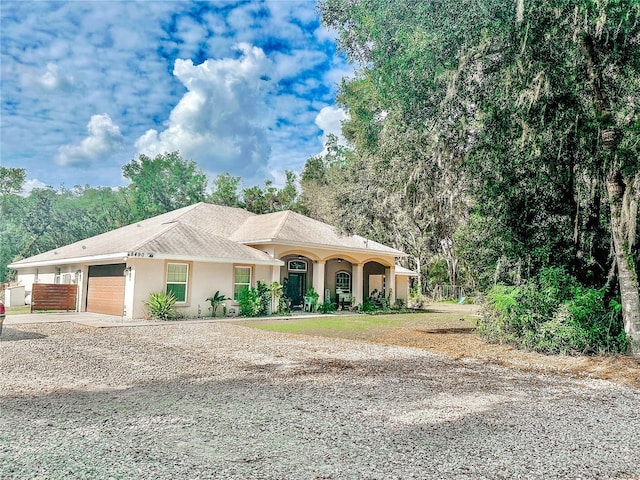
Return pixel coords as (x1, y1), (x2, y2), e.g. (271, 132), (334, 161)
(86, 264), (126, 316)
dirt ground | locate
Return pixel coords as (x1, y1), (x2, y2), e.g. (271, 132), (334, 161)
(375, 303), (640, 390)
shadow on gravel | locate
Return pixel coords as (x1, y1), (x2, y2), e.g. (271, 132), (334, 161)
(2, 361), (639, 480)
(0, 327), (48, 341)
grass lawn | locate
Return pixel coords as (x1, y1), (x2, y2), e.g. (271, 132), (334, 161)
(233, 304), (479, 343)
(5, 305), (30, 315)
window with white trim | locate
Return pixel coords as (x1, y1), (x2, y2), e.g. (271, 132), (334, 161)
(234, 266), (252, 300)
(166, 263), (189, 303)
(336, 271), (351, 292)
(288, 260), (307, 271)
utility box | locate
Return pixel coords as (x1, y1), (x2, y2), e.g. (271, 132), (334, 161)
(4, 285), (26, 307)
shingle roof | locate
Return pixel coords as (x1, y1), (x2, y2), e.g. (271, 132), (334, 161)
(132, 222), (273, 262)
(9, 203), (271, 267)
(230, 210), (405, 255)
(395, 265), (419, 276)
(10, 203), (405, 268)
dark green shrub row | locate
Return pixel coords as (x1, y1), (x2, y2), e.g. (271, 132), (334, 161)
(478, 267), (629, 355)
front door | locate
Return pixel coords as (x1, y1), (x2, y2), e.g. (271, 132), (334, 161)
(286, 273), (305, 308)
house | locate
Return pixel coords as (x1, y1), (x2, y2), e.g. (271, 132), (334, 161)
(8, 203), (417, 318)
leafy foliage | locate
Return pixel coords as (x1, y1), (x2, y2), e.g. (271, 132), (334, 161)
(319, 0), (640, 350)
(478, 268), (629, 355)
(205, 291), (229, 317)
(237, 281), (271, 317)
(122, 151), (207, 220)
(145, 291), (178, 321)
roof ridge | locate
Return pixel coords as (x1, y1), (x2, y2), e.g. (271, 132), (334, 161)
(271, 210), (291, 239)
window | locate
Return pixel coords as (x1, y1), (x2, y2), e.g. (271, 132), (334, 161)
(166, 263), (189, 303)
(336, 271), (351, 303)
(288, 260), (307, 272)
(234, 266), (252, 300)
(336, 271), (351, 292)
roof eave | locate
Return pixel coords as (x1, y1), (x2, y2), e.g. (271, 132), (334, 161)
(238, 238), (408, 257)
(8, 252), (130, 269)
(147, 253), (284, 266)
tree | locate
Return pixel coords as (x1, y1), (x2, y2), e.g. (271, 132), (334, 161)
(0, 168), (27, 282)
(0, 167), (26, 198)
(242, 171), (303, 214)
(300, 134), (349, 224)
(209, 173), (242, 208)
(320, 0), (640, 351)
(0, 175), (135, 282)
(122, 151), (207, 220)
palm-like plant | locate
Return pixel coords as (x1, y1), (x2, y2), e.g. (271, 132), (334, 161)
(205, 291), (229, 317)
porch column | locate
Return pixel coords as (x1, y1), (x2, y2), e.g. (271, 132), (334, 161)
(123, 266), (135, 320)
(313, 260), (326, 303)
(353, 263), (364, 305)
(271, 265), (281, 284)
(385, 265), (396, 304)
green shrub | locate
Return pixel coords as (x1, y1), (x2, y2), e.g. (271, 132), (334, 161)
(145, 291), (178, 320)
(393, 298), (406, 310)
(238, 287), (262, 317)
(237, 281), (271, 317)
(317, 299), (336, 313)
(478, 267), (629, 355)
(278, 296), (291, 315)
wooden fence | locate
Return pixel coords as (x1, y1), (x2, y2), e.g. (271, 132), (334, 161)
(31, 283), (78, 312)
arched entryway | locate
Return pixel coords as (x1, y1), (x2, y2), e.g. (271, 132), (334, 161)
(364, 261), (386, 299)
(280, 255), (312, 309)
(325, 258), (353, 308)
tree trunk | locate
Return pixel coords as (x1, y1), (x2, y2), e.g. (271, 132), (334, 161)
(606, 172), (640, 354)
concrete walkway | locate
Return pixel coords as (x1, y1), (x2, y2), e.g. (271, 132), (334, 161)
(3, 310), (342, 328)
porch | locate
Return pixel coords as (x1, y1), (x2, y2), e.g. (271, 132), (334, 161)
(277, 254), (402, 310)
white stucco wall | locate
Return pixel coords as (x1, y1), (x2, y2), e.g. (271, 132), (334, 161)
(129, 259), (255, 319)
(396, 276), (410, 303)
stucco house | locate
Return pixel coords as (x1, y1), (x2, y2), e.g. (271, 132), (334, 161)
(9, 203), (417, 319)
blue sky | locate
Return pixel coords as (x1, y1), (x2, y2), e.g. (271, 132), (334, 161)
(0, 0), (351, 192)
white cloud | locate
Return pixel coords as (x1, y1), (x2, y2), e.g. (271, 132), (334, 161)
(20, 63), (81, 93)
(21, 178), (48, 195)
(315, 106), (349, 147)
(57, 114), (125, 166)
(2, 1), (351, 189)
(135, 43), (274, 179)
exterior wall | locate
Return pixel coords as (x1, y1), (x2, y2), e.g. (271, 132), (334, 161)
(396, 276), (410, 303)
(368, 275), (384, 296)
(17, 265), (84, 311)
(254, 264), (272, 285)
(129, 259), (238, 319)
(128, 259), (287, 319)
(16, 271), (38, 297)
(17, 269), (57, 294)
(191, 261), (235, 318)
(325, 260), (352, 302)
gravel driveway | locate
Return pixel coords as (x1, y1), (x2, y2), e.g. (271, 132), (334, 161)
(1, 321), (638, 479)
